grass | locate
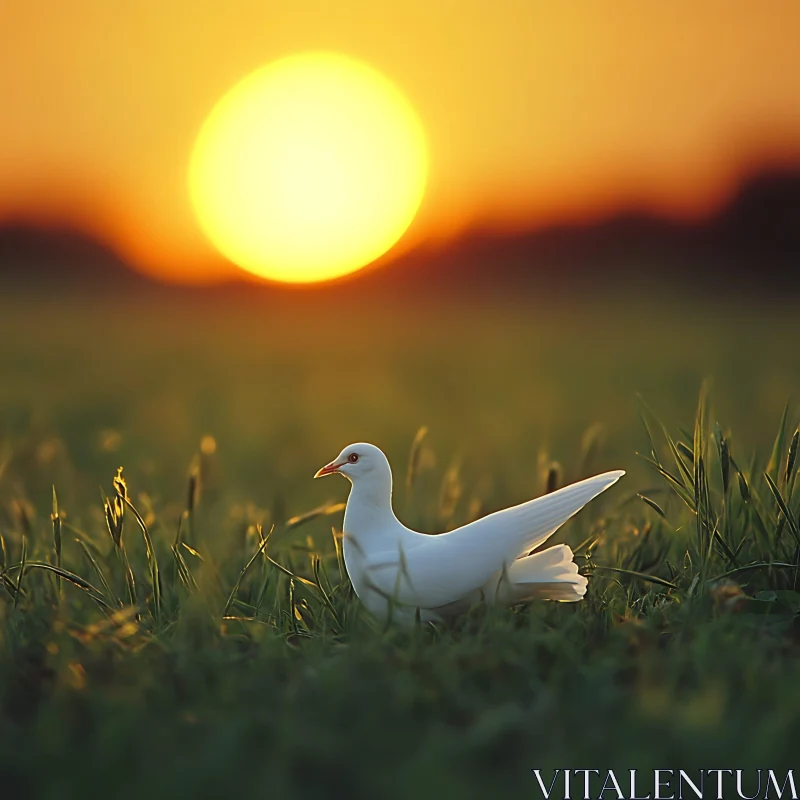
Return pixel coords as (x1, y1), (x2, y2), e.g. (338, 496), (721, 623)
(1, 289), (799, 798)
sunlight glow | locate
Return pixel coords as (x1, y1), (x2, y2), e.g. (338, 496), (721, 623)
(188, 52), (428, 284)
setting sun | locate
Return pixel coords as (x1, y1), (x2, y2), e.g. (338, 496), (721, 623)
(188, 52), (428, 284)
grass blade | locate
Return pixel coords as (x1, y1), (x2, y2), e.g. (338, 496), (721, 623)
(14, 535), (27, 608)
(711, 561), (799, 581)
(764, 472), (800, 548)
(120, 482), (162, 624)
(223, 525), (274, 615)
(767, 400), (790, 484)
(75, 538), (118, 606)
(406, 425), (429, 493)
(5, 561), (114, 611)
(638, 494), (666, 518)
(593, 565), (679, 590)
(637, 453), (695, 510)
(286, 502), (345, 530)
(51, 486), (62, 597)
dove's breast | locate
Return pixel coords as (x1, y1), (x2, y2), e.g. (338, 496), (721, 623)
(341, 501), (428, 622)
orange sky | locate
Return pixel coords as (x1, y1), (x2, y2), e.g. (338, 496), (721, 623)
(2, 1), (800, 283)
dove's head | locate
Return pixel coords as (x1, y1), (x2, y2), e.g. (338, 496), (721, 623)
(314, 442), (392, 489)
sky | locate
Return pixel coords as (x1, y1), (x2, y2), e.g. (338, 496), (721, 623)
(2, 1), (800, 283)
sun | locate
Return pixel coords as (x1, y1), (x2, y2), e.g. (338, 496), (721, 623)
(188, 52), (428, 284)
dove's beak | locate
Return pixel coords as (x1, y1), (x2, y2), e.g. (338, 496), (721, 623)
(314, 460), (344, 479)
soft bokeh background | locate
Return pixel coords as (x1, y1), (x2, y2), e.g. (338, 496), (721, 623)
(2, 1), (800, 280)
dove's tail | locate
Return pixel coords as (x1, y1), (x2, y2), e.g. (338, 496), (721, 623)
(502, 544), (588, 603)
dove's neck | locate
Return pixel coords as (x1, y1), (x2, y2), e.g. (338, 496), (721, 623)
(343, 471), (399, 541)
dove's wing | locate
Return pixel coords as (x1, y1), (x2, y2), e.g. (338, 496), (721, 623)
(363, 470), (624, 610)
(455, 469), (626, 556)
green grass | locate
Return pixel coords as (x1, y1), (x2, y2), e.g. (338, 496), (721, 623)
(1, 289), (799, 798)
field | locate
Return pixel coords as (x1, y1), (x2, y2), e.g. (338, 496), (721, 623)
(1, 286), (799, 798)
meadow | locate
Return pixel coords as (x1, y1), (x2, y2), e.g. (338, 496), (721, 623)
(1, 285), (799, 798)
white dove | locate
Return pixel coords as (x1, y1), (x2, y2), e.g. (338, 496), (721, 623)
(314, 443), (624, 624)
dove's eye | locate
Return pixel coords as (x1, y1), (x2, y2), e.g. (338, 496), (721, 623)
(348, 453), (359, 463)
